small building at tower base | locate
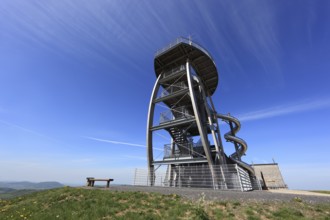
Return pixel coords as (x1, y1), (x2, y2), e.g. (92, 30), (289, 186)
(252, 163), (287, 189)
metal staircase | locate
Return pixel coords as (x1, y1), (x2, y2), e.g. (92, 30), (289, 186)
(167, 127), (194, 156)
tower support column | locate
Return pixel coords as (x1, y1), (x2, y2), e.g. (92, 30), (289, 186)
(146, 74), (162, 186)
(186, 59), (218, 188)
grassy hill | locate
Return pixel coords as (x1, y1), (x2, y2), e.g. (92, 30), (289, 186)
(0, 187), (329, 219)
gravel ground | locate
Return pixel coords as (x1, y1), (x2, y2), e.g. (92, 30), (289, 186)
(94, 185), (330, 204)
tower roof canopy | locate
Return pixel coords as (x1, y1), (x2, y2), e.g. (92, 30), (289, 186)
(154, 37), (219, 95)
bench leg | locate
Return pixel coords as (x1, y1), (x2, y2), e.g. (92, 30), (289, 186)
(106, 181), (110, 188)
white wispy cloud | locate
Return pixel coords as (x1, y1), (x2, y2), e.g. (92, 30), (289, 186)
(238, 98), (330, 122)
(0, 119), (53, 139)
(191, 1), (284, 87)
(0, 119), (74, 149)
(0, 0), (288, 84)
(0, 1), (154, 76)
(84, 136), (163, 151)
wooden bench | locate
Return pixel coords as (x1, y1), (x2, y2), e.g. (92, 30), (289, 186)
(86, 177), (114, 188)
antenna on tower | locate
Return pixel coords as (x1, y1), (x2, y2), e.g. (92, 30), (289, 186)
(188, 35), (192, 45)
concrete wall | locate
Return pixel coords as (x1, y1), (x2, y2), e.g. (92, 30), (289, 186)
(252, 163), (287, 189)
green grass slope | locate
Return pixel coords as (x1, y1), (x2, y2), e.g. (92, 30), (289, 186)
(0, 187), (204, 220)
(0, 187), (330, 220)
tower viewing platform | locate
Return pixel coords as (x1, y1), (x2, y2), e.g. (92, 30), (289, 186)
(154, 37), (218, 96)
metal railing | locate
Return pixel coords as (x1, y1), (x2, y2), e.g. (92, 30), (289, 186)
(163, 143), (195, 158)
(163, 144), (173, 158)
(159, 111), (174, 123)
(160, 81), (188, 98)
(155, 37), (215, 63)
(159, 106), (193, 124)
(133, 165), (261, 191)
(162, 65), (186, 79)
(237, 165), (253, 191)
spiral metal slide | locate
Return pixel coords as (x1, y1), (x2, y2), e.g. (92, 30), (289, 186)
(217, 114), (255, 175)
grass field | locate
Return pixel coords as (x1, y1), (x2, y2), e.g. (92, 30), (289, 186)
(0, 187), (329, 219)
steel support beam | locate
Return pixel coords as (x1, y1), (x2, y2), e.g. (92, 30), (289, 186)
(186, 59), (218, 188)
(207, 92), (226, 164)
(146, 74), (162, 186)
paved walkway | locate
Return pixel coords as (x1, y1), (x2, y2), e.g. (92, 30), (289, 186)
(90, 185), (330, 203)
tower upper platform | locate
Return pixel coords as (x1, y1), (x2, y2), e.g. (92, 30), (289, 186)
(154, 37), (219, 96)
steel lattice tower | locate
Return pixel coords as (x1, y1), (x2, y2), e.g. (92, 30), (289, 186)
(146, 38), (258, 190)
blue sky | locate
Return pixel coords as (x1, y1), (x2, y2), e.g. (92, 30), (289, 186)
(0, 0), (329, 190)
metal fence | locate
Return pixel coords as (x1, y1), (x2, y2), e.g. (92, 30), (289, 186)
(133, 164), (261, 191)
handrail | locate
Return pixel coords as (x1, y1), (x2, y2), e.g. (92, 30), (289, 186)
(162, 65), (185, 79)
(159, 106), (193, 124)
(155, 37), (215, 62)
(160, 81), (188, 98)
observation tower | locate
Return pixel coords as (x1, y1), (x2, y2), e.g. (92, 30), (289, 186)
(146, 38), (260, 191)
